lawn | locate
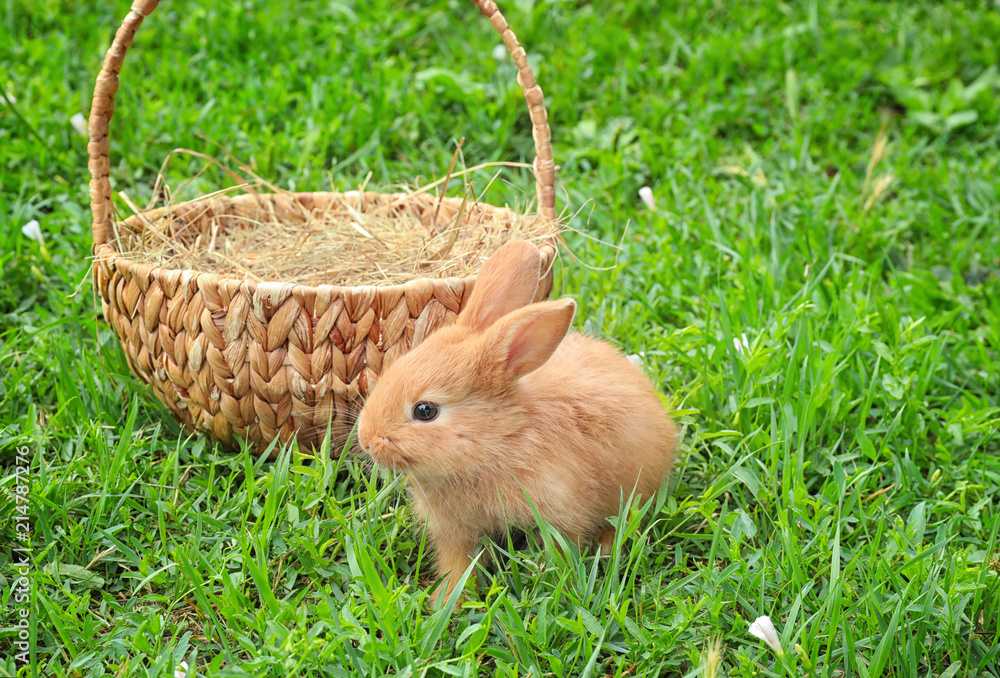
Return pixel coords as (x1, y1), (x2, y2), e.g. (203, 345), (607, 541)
(2, 0), (1000, 676)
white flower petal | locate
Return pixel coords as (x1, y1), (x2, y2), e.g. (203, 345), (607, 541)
(492, 44), (507, 61)
(733, 333), (750, 357)
(173, 661), (189, 678)
(748, 615), (785, 656)
(626, 353), (643, 368)
(21, 220), (43, 244)
(638, 186), (656, 211)
(70, 112), (88, 138)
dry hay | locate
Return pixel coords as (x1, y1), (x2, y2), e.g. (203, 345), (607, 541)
(108, 150), (559, 287)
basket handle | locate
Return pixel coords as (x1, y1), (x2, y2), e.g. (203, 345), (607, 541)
(88, 0), (557, 248)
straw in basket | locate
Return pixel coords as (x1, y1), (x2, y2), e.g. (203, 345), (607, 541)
(88, 0), (560, 456)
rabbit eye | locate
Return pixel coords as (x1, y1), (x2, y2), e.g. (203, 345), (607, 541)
(412, 402), (439, 422)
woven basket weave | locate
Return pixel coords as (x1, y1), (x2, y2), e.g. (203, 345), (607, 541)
(89, 0), (558, 456)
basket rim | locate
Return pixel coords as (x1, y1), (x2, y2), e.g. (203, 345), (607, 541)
(88, 0), (558, 252)
(94, 189), (560, 292)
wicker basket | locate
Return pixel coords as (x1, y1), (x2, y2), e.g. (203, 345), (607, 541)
(89, 0), (558, 456)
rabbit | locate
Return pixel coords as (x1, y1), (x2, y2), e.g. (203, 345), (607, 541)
(357, 240), (676, 604)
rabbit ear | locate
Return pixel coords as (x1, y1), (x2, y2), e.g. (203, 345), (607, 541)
(484, 299), (576, 380)
(458, 241), (542, 333)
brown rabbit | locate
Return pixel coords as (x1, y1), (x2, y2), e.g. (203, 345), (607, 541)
(357, 241), (676, 603)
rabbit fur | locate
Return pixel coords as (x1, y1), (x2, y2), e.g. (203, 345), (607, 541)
(358, 240), (676, 603)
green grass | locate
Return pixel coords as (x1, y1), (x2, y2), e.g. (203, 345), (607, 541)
(2, 0), (1000, 675)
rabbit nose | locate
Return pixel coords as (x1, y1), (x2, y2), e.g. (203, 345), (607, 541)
(357, 414), (371, 449)
(359, 432), (375, 451)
